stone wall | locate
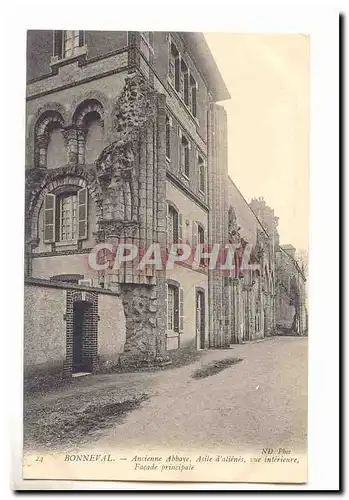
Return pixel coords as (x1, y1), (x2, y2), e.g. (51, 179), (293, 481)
(24, 284), (66, 378)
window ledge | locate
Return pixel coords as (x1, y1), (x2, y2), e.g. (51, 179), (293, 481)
(181, 172), (190, 182)
(55, 240), (78, 247)
(50, 46), (88, 69)
(166, 332), (179, 339)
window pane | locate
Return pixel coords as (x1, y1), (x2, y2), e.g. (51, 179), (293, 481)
(167, 286), (175, 330)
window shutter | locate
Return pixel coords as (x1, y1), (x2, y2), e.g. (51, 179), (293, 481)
(179, 287), (184, 333)
(53, 30), (63, 58)
(77, 187), (88, 240)
(191, 81), (197, 117)
(79, 30), (85, 47)
(43, 193), (56, 243)
(178, 213), (183, 243)
(44, 194), (56, 243)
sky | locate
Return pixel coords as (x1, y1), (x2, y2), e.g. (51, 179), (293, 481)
(204, 34), (309, 252)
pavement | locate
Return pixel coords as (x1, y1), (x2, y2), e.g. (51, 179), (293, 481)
(78, 336), (308, 454)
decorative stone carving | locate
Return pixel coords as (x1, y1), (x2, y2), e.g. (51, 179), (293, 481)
(120, 284), (170, 367)
(96, 74), (156, 186)
(96, 219), (138, 241)
(228, 206), (241, 244)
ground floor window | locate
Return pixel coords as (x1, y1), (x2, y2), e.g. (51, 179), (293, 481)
(167, 284), (179, 332)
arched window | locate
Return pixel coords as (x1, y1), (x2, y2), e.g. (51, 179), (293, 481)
(35, 111), (66, 169)
(46, 123), (66, 169)
(73, 100), (104, 165)
(167, 203), (184, 249)
(43, 187), (88, 244)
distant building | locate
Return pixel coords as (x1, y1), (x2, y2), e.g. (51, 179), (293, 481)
(276, 245), (307, 335)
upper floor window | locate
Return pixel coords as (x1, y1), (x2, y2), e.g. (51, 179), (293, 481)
(181, 60), (190, 106)
(35, 110), (66, 169)
(167, 204), (179, 246)
(190, 75), (197, 117)
(179, 130), (190, 178)
(198, 154), (206, 193)
(167, 35), (199, 120)
(53, 30), (84, 59)
(165, 115), (172, 160)
(72, 99), (104, 165)
(64, 30), (80, 58)
(169, 41), (180, 92)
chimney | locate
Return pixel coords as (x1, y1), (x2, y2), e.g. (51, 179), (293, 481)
(281, 244), (296, 259)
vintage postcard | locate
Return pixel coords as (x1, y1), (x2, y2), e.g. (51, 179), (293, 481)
(22, 30), (309, 485)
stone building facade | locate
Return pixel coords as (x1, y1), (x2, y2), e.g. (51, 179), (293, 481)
(24, 31), (306, 382)
(275, 245), (307, 335)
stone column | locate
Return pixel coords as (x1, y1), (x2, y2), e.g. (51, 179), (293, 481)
(77, 128), (87, 165)
(63, 126), (79, 165)
(36, 134), (49, 168)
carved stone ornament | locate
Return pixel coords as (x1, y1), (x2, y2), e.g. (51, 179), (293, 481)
(228, 206), (241, 244)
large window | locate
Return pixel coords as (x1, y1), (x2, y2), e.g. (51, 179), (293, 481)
(169, 42), (180, 92)
(168, 36), (198, 119)
(43, 188), (88, 244)
(167, 205), (179, 246)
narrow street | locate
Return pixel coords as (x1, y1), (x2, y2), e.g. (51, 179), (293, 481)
(83, 336), (308, 454)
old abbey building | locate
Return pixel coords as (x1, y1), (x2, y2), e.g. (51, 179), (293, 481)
(25, 31), (307, 381)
